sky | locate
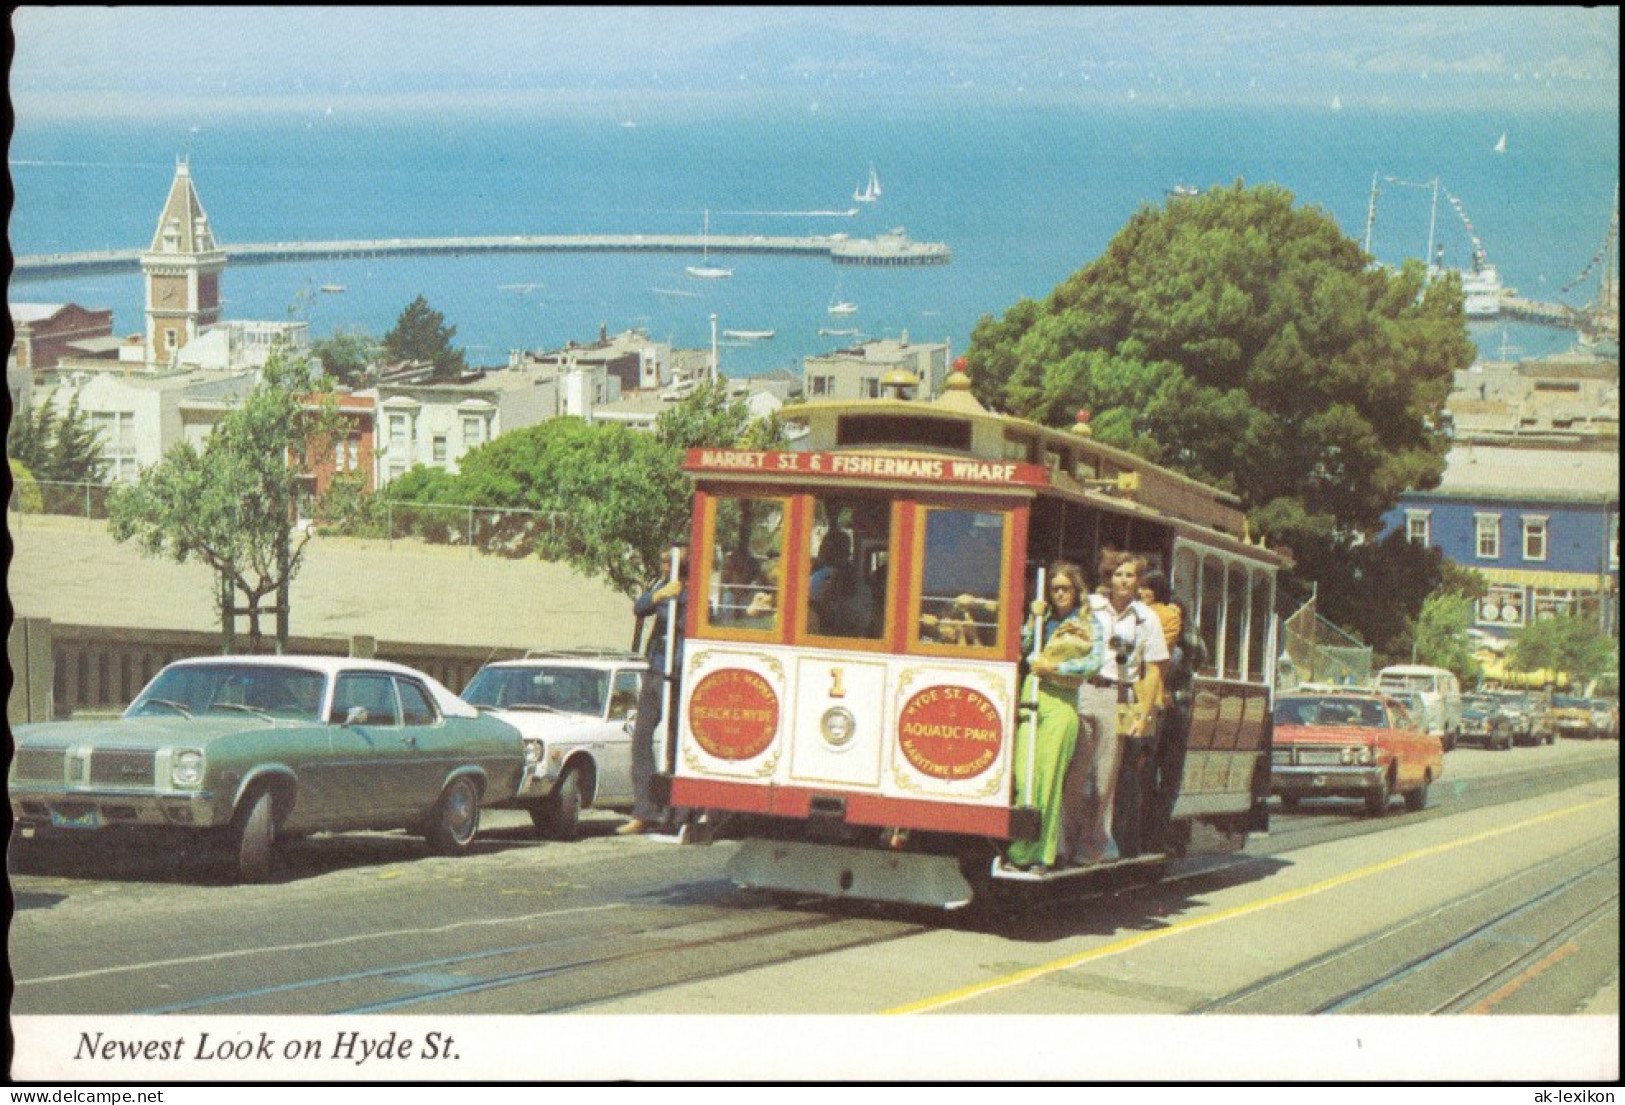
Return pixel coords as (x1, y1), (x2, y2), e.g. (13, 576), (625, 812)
(9, 7), (1619, 115)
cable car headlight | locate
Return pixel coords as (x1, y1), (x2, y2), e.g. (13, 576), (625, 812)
(820, 707), (856, 749)
(523, 738), (544, 767)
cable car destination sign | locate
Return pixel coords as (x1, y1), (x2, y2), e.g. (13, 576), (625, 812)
(687, 449), (1050, 489)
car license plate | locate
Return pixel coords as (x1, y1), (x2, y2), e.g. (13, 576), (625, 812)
(50, 806), (100, 830)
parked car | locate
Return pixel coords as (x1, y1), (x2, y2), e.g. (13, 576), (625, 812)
(1458, 693), (1515, 751)
(1592, 698), (1618, 741)
(1375, 665), (1463, 750)
(1271, 691), (1444, 816)
(1485, 689), (1554, 746)
(461, 650), (649, 839)
(8, 656), (528, 882)
(1549, 694), (1597, 740)
(1588, 698), (1618, 741)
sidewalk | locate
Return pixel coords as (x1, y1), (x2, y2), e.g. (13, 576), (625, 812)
(7, 513), (637, 652)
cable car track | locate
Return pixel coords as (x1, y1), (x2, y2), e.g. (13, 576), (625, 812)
(135, 901), (928, 1016)
(1190, 835), (1619, 1015)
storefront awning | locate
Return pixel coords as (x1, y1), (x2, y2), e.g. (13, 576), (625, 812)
(1478, 567), (1612, 591)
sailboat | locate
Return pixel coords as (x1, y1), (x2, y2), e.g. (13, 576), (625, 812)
(1494, 132), (1507, 154)
(685, 209), (732, 279)
(853, 165), (882, 203)
(827, 282), (857, 315)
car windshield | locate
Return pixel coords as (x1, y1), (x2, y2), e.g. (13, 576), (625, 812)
(127, 664), (327, 721)
(1274, 696), (1387, 728)
(1553, 695), (1588, 709)
(462, 666), (609, 715)
(1379, 674), (1437, 694)
(1463, 695), (1498, 711)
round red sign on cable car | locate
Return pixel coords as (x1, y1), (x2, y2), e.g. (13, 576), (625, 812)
(687, 669), (780, 761)
(897, 686), (1003, 780)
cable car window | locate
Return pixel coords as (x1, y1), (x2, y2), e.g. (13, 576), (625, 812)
(917, 508), (1005, 650)
(1224, 562), (1248, 680)
(1198, 554), (1224, 678)
(806, 495), (889, 640)
(704, 494), (787, 633)
(1249, 568), (1273, 683)
(1171, 545), (1199, 614)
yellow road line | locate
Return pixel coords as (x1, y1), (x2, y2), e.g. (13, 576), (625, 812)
(884, 794), (1616, 1015)
(1466, 942), (1580, 1015)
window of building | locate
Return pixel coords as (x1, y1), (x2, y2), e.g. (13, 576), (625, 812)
(432, 434), (448, 464)
(1405, 509), (1431, 546)
(461, 415), (484, 448)
(861, 377), (881, 399)
(1531, 587), (1578, 622)
(1522, 515), (1548, 562)
(808, 375), (833, 397)
(1475, 513), (1501, 559)
(347, 439), (360, 471)
(1612, 515), (1619, 570)
(388, 413), (410, 452)
(1477, 584), (1525, 628)
(91, 410), (139, 484)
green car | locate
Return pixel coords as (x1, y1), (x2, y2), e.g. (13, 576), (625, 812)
(9, 655), (532, 882)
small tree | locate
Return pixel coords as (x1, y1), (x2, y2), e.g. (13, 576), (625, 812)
(311, 326), (381, 388)
(1410, 592), (1482, 686)
(1508, 614), (1616, 690)
(108, 351), (348, 653)
(6, 388), (109, 486)
(383, 295), (467, 381)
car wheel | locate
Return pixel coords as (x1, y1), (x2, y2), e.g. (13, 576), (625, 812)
(230, 790), (277, 883)
(532, 767), (583, 841)
(424, 776), (482, 855)
(1403, 775), (1430, 812)
(1364, 772), (1391, 817)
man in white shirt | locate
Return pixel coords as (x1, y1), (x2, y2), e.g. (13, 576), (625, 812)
(1062, 550), (1170, 864)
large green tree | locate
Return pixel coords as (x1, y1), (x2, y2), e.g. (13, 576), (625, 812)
(382, 295), (468, 380)
(107, 352), (348, 653)
(962, 181), (1474, 639)
(383, 381), (784, 595)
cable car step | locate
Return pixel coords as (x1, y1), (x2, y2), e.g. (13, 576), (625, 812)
(989, 852), (1170, 882)
(726, 838), (974, 910)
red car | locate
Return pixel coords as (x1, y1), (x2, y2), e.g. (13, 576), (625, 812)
(1271, 692), (1444, 816)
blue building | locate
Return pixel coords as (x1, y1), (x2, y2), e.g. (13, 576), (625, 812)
(1384, 444), (1619, 640)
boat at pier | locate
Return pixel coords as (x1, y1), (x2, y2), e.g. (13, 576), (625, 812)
(722, 329), (775, 341)
(685, 209), (733, 279)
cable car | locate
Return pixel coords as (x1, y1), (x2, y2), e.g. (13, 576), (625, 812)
(653, 364), (1288, 910)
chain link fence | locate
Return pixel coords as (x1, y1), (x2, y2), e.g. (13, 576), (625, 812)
(1279, 594), (1373, 690)
(8, 478), (567, 559)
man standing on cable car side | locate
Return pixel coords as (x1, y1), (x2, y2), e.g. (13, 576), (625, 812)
(621, 547), (689, 836)
(1066, 550), (1169, 865)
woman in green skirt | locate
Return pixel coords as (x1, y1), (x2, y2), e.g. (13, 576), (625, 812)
(1007, 562), (1103, 871)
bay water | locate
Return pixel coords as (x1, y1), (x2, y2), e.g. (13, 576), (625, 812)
(9, 94), (1619, 377)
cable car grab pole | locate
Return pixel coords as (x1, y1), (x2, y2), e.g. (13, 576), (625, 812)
(1023, 566), (1045, 804)
(662, 545), (680, 776)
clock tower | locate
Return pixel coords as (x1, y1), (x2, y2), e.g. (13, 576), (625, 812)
(141, 159), (226, 368)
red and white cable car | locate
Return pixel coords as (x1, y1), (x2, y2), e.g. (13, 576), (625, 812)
(654, 364), (1288, 910)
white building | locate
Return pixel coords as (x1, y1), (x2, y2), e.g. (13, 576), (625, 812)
(801, 333), (951, 402)
(370, 365), (603, 486)
(175, 320), (311, 373)
(38, 369), (258, 484)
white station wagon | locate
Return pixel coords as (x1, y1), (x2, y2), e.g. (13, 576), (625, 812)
(461, 651), (649, 838)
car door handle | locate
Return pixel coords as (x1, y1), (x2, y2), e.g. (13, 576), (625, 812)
(399, 734), (418, 748)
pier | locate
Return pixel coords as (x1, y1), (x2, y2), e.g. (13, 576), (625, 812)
(11, 230), (950, 282)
